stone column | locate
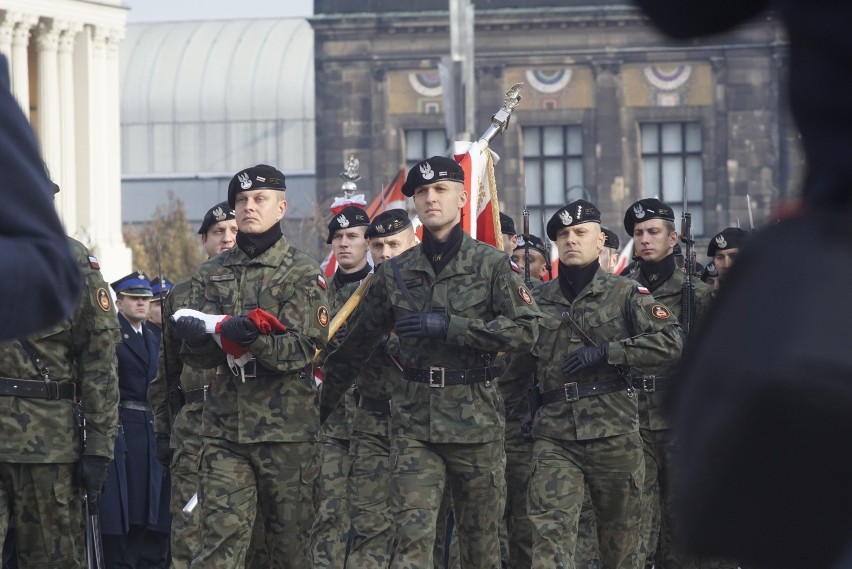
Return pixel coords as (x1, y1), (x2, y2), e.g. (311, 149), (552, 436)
(57, 23), (82, 231)
(10, 14), (36, 117)
(36, 18), (64, 189)
(0, 11), (18, 64)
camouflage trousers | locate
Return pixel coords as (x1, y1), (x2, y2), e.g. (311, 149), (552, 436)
(170, 449), (202, 568)
(433, 484), (460, 569)
(501, 418), (534, 569)
(390, 437), (506, 569)
(0, 462), (86, 568)
(575, 484), (601, 569)
(528, 433), (644, 569)
(310, 434), (351, 568)
(190, 437), (317, 569)
(641, 429), (738, 569)
(347, 422), (394, 569)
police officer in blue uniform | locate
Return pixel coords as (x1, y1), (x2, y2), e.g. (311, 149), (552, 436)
(100, 273), (170, 569)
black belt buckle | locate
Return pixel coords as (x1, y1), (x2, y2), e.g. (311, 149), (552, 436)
(563, 382), (579, 402)
(428, 366), (446, 388)
(243, 359), (257, 379)
(642, 375), (657, 393)
(45, 381), (59, 400)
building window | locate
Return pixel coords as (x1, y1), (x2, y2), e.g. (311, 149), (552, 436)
(522, 125), (585, 239)
(640, 122), (704, 236)
(405, 129), (448, 169)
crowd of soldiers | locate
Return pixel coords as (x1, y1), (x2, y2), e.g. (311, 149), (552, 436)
(0, 153), (755, 569)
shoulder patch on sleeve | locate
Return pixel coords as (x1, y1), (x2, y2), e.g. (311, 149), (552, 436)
(96, 288), (112, 312)
(88, 255), (100, 270)
(637, 286), (651, 295)
(650, 303), (671, 320)
(518, 285), (533, 306)
(316, 275), (327, 290)
(509, 259), (521, 273)
(317, 306), (329, 327)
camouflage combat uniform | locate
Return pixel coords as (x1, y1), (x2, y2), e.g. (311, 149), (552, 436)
(311, 273), (361, 568)
(624, 265), (722, 569)
(182, 234), (328, 568)
(504, 268), (683, 569)
(322, 231), (540, 569)
(0, 238), (119, 568)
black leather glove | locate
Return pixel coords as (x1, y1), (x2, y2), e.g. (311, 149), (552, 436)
(395, 312), (449, 339)
(220, 316), (259, 346)
(156, 434), (173, 468)
(560, 343), (609, 375)
(78, 455), (111, 507)
(174, 316), (207, 345)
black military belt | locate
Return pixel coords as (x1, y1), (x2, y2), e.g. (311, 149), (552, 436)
(402, 365), (496, 388)
(0, 377), (76, 400)
(357, 393), (390, 415)
(631, 375), (670, 392)
(183, 387), (208, 404)
(119, 400), (151, 412)
(540, 379), (628, 405)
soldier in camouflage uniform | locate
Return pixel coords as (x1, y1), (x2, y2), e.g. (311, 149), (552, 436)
(175, 164), (328, 568)
(342, 209), (417, 568)
(0, 237), (119, 568)
(320, 156), (540, 569)
(623, 199), (720, 569)
(311, 204), (372, 568)
(503, 200), (683, 569)
(148, 201), (239, 568)
(706, 227), (748, 287)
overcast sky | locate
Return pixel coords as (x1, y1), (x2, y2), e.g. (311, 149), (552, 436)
(124, 0), (314, 23)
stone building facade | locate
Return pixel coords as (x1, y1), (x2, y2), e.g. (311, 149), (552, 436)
(0, 0), (131, 280)
(311, 0), (801, 249)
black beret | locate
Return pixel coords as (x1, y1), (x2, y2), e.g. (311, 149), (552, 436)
(701, 262), (719, 281)
(623, 198), (675, 236)
(514, 233), (548, 260)
(227, 164), (286, 209)
(365, 209), (411, 238)
(111, 271), (153, 298)
(198, 201), (236, 234)
(326, 205), (370, 244)
(707, 227), (748, 257)
(601, 227), (620, 250)
(500, 212), (516, 236)
(401, 156), (464, 197)
(545, 199), (601, 241)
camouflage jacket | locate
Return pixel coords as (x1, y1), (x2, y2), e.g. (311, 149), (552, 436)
(323, 232), (540, 444)
(626, 266), (713, 430)
(320, 273), (366, 441)
(182, 234), (329, 444)
(504, 267), (683, 441)
(148, 278), (214, 455)
(0, 238), (120, 462)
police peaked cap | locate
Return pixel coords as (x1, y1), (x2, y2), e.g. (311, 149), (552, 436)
(198, 201), (236, 234)
(326, 205), (370, 244)
(227, 164), (286, 209)
(401, 156), (464, 197)
(500, 212), (516, 236)
(365, 209), (411, 238)
(149, 277), (173, 302)
(601, 227), (620, 250)
(111, 271), (153, 298)
(707, 227), (748, 257)
(513, 233), (548, 260)
(623, 198), (675, 236)
(546, 199), (601, 241)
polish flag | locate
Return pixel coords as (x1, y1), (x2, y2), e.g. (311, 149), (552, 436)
(613, 238), (635, 275)
(453, 141), (503, 249)
(323, 169), (408, 277)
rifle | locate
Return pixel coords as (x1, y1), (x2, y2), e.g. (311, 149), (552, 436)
(76, 407), (105, 569)
(680, 181), (696, 335)
(522, 206), (532, 288)
(157, 244), (183, 426)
